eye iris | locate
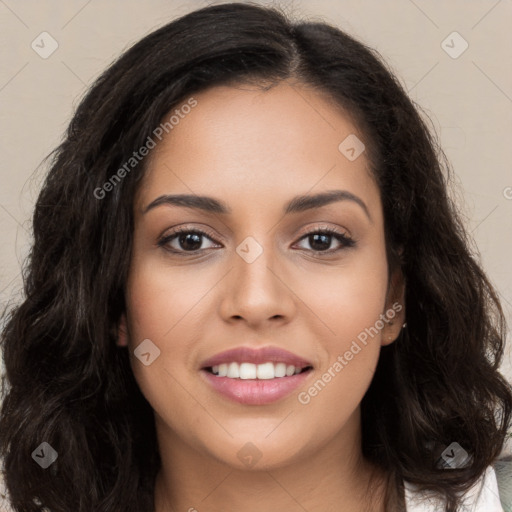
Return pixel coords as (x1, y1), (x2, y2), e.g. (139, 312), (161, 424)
(179, 232), (202, 251)
(310, 233), (332, 251)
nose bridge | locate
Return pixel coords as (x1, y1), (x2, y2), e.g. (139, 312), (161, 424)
(221, 232), (292, 322)
(234, 233), (279, 295)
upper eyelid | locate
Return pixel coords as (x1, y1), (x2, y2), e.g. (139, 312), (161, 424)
(163, 225), (221, 242)
(162, 224), (350, 240)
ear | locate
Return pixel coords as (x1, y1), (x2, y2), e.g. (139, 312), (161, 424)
(381, 265), (406, 346)
(116, 313), (129, 347)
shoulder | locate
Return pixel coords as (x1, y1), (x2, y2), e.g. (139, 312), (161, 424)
(404, 465), (505, 512)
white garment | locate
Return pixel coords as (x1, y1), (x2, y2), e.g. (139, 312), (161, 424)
(405, 465), (504, 511)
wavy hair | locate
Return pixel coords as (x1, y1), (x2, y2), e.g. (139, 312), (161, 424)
(1, 3), (511, 511)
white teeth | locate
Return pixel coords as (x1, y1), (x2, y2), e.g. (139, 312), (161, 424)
(209, 362), (309, 379)
(218, 363), (228, 377)
(274, 362), (286, 378)
(227, 362), (239, 378)
(256, 362), (274, 380)
(240, 362), (257, 379)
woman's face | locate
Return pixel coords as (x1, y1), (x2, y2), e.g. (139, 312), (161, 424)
(119, 81), (405, 470)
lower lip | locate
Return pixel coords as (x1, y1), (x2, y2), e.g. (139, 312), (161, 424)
(200, 369), (313, 405)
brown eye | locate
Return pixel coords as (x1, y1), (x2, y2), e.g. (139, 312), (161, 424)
(158, 228), (221, 254)
(295, 228), (356, 254)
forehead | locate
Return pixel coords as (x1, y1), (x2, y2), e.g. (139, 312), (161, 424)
(136, 82), (380, 217)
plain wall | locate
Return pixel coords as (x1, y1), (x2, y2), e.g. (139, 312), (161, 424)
(0, 0), (511, 413)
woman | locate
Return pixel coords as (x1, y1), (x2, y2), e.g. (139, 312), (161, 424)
(1, 3), (511, 511)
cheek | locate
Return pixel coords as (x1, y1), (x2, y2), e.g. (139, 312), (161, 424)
(126, 259), (194, 338)
(123, 254), (226, 409)
(123, 257), (192, 396)
(294, 247), (388, 400)
(293, 245), (389, 343)
(295, 274), (386, 437)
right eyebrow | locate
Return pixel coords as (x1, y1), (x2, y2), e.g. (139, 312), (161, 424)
(143, 194), (229, 214)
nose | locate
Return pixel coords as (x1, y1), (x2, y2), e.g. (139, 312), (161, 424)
(218, 238), (296, 328)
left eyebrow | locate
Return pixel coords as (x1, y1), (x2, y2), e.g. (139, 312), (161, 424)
(143, 189), (372, 222)
(284, 190), (371, 221)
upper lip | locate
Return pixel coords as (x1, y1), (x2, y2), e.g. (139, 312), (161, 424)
(200, 346), (313, 370)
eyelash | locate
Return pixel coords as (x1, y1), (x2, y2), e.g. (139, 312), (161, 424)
(157, 225), (356, 256)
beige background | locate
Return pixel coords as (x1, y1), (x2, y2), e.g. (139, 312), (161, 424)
(0, 1), (511, 388)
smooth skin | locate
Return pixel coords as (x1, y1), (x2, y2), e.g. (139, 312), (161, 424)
(117, 80), (406, 512)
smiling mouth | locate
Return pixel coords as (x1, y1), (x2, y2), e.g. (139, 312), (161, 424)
(204, 362), (313, 380)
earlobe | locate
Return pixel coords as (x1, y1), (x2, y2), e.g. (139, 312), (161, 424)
(382, 267), (406, 346)
(116, 313), (129, 347)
